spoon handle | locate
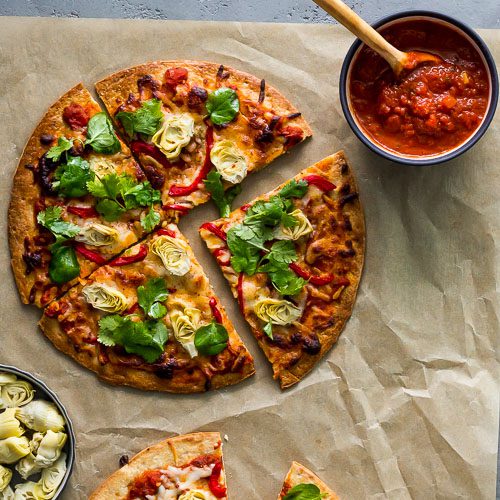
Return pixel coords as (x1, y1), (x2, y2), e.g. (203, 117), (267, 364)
(314, 0), (405, 72)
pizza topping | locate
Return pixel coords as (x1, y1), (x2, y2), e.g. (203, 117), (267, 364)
(206, 88), (239, 126)
(162, 203), (192, 214)
(208, 460), (226, 498)
(116, 98), (164, 139)
(82, 283), (128, 313)
(74, 244), (107, 264)
(48, 246), (80, 284)
(188, 86), (209, 109)
(199, 222), (227, 243)
(137, 278), (169, 319)
(46, 137), (73, 162)
(254, 297), (302, 331)
(62, 103), (90, 130)
(170, 307), (202, 358)
(128, 470), (163, 498)
(164, 67), (189, 89)
(52, 156), (94, 198)
(149, 235), (191, 276)
(75, 223), (119, 247)
(130, 139), (175, 174)
(194, 321), (229, 356)
(151, 114), (195, 160)
(303, 174), (336, 192)
(279, 125), (304, 149)
(210, 140), (248, 184)
(109, 244), (148, 266)
(273, 209), (313, 241)
(89, 157), (117, 177)
(66, 206), (99, 218)
(84, 112), (121, 155)
(157, 228), (177, 238)
(178, 490), (214, 499)
(208, 298), (223, 324)
(40, 134), (55, 146)
(288, 263), (335, 286)
(282, 483), (326, 500)
(203, 170), (242, 218)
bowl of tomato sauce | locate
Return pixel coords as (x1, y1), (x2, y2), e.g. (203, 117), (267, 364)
(339, 11), (498, 165)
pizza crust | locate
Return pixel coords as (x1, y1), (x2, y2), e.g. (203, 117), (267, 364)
(89, 432), (222, 499)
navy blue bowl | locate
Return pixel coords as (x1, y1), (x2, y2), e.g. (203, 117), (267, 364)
(339, 11), (499, 166)
(0, 364), (75, 499)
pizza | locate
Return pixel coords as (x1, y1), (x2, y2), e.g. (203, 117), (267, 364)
(39, 225), (255, 393)
(9, 83), (164, 308)
(95, 60), (312, 215)
(278, 462), (338, 499)
(199, 151), (365, 388)
(89, 432), (227, 499)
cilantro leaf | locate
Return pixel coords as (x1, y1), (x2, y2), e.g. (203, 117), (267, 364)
(279, 179), (308, 199)
(141, 208), (161, 232)
(266, 267), (307, 296)
(264, 240), (298, 265)
(226, 228), (261, 275)
(53, 156), (94, 198)
(123, 181), (161, 209)
(37, 206), (80, 246)
(282, 483), (327, 500)
(206, 88), (239, 125)
(46, 136), (73, 161)
(116, 99), (164, 138)
(84, 112), (121, 154)
(263, 322), (273, 340)
(137, 278), (169, 319)
(95, 199), (126, 221)
(204, 170), (242, 218)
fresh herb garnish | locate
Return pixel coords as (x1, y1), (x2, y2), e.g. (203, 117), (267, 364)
(84, 112), (121, 155)
(194, 321), (229, 355)
(116, 99), (164, 138)
(46, 136), (73, 162)
(137, 278), (169, 319)
(204, 170), (242, 217)
(282, 484), (327, 500)
(98, 314), (168, 363)
(37, 207), (80, 247)
(263, 322), (273, 340)
(279, 179), (309, 199)
(53, 156), (94, 198)
(206, 87), (239, 125)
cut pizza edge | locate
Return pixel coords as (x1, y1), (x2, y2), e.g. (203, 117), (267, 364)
(38, 224), (255, 393)
(8, 82), (167, 308)
(95, 60), (313, 212)
(199, 151), (365, 389)
(89, 432), (227, 499)
(278, 461), (339, 500)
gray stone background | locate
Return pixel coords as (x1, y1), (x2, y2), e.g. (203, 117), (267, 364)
(2, 0), (499, 497)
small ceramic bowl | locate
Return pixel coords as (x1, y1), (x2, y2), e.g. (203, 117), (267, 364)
(0, 364), (75, 499)
(339, 11), (499, 165)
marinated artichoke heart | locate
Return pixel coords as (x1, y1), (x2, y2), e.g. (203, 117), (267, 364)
(0, 380), (34, 410)
(178, 490), (212, 500)
(15, 401), (65, 433)
(0, 485), (13, 500)
(34, 453), (67, 500)
(0, 409), (23, 440)
(33, 431), (67, 468)
(0, 464), (12, 492)
(15, 453), (42, 480)
(152, 113), (195, 160)
(89, 157), (116, 177)
(170, 307), (202, 358)
(0, 374), (16, 386)
(12, 481), (38, 499)
(75, 223), (119, 247)
(149, 235), (191, 276)
(254, 298), (302, 325)
(210, 140), (248, 184)
(0, 436), (30, 464)
(82, 283), (128, 313)
(273, 209), (313, 241)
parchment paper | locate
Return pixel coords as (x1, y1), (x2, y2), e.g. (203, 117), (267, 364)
(0, 17), (498, 499)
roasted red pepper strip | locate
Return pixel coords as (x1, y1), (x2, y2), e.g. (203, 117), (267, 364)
(130, 140), (175, 170)
(74, 244), (107, 264)
(212, 248), (230, 266)
(237, 273), (245, 314)
(303, 174), (336, 192)
(125, 302), (139, 315)
(162, 203), (191, 213)
(208, 461), (227, 498)
(209, 297), (223, 323)
(289, 262), (335, 286)
(240, 203), (252, 212)
(168, 126), (214, 196)
(109, 245), (148, 267)
(157, 228), (177, 238)
(199, 222), (227, 242)
(67, 206), (99, 218)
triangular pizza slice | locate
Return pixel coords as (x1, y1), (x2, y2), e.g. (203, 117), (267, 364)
(278, 462), (339, 499)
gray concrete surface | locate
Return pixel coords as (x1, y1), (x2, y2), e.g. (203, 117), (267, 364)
(1, 0), (499, 497)
(0, 0), (499, 27)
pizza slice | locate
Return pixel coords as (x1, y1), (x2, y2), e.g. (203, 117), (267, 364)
(9, 83), (164, 307)
(39, 224), (255, 393)
(278, 462), (339, 499)
(90, 432), (227, 499)
(95, 60), (312, 217)
(199, 151), (365, 388)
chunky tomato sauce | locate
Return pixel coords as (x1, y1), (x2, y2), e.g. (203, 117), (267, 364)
(349, 20), (489, 156)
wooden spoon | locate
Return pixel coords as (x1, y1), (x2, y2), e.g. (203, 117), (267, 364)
(314, 0), (442, 76)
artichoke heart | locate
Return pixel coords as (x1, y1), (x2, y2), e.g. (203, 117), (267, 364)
(0, 374), (16, 386)
(273, 209), (313, 241)
(15, 454), (42, 481)
(210, 140), (248, 184)
(89, 157), (116, 177)
(178, 490), (212, 500)
(82, 283), (128, 313)
(152, 113), (195, 160)
(75, 223), (119, 247)
(254, 298), (302, 325)
(170, 307), (202, 358)
(0, 464), (12, 493)
(34, 454), (67, 500)
(33, 431), (67, 468)
(150, 235), (191, 276)
(0, 409), (24, 440)
(12, 481), (38, 500)
(15, 401), (65, 433)
(0, 380), (34, 410)
(0, 436), (30, 465)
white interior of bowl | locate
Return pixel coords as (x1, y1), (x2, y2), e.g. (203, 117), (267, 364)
(345, 15), (494, 161)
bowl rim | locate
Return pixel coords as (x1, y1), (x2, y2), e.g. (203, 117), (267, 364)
(0, 363), (76, 499)
(339, 10), (499, 166)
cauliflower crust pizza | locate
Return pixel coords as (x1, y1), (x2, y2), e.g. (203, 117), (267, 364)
(199, 151), (365, 388)
(39, 225), (254, 393)
(278, 462), (339, 499)
(89, 432), (227, 499)
(95, 60), (312, 215)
